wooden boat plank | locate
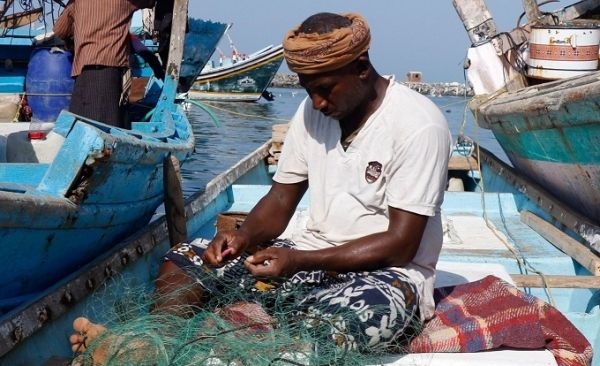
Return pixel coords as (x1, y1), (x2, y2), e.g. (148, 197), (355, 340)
(0, 163), (48, 186)
(0, 7), (42, 29)
(477, 73), (600, 118)
(476, 146), (600, 251)
(448, 154), (478, 170)
(521, 210), (600, 275)
(164, 154), (187, 246)
(511, 274), (600, 288)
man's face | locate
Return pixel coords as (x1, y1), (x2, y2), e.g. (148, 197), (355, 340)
(298, 64), (365, 121)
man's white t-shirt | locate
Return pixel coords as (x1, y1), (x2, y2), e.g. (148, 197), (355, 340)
(273, 75), (452, 320)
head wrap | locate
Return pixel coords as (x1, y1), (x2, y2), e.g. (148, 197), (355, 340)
(282, 13), (371, 75)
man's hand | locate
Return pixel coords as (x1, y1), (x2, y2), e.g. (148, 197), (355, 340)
(202, 230), (250, 267)
(244, 247), (299, 278)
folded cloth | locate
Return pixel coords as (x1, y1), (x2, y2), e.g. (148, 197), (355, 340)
(409, 275), (592, 366)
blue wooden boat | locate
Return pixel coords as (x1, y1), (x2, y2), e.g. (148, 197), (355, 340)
(130, 16), (227, 82)
(0, 1), (196, 312)
(1, 126), (598, 365)
(171, 17), (228, 91)
(188, 39), (284, 102)
(454, 0), (600, 231)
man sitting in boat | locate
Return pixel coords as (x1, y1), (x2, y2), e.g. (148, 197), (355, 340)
(70, 11), (452, 360)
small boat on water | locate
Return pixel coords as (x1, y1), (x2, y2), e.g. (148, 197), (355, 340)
(454, 0), (600, 230)
(187, 28), (284, 102)
(2, 113), (599, 365)
(0, 0), (196, 312)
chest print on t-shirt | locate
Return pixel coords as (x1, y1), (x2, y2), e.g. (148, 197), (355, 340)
(365, 161), (382, 183)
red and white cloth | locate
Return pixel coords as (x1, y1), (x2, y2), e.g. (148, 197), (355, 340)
(409, 275), (593, 366)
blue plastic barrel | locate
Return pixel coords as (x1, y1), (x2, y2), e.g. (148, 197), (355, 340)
(26, 47), (74, 122)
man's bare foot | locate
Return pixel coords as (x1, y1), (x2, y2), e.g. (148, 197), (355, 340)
(69, 317), (107, 353)
(69, 316), (161, 365)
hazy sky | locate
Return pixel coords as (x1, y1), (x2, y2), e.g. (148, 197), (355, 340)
(188, 1), (574, 83)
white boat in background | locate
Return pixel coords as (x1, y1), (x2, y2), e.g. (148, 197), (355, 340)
(188, 27), (284, 102)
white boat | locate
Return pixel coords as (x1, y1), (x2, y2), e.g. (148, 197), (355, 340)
(187, 28), (284, 102)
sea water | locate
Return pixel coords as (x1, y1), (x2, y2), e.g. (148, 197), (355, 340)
(180, 87), (507, 197)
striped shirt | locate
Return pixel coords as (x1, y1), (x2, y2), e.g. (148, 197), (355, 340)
(53, 0), (156, 76)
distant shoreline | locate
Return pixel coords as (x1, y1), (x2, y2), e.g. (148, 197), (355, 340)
(270, 73), (473, 97)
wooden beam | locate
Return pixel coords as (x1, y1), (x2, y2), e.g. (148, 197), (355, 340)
(0, 7), (42, 29)
(547, 0), (600, 24)
(448, 155), (478, 171)
(520, 210), (600, 276)
(164, 155), (187, 246)
(452, 0), (498, 44)
(512, 274), (600, 288)
(522, 0), (543, 24)
(271, 123), (289, 143)
(161, 0), (188, 104)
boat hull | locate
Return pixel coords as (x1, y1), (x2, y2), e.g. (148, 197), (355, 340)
(0, 0), (198, 361)
(0, 142), (598, 365)
(471, 71), (600, 228)
(188, 45), (284, 102)
(0, 110), (194, 311)
(178, 18), (228, 90)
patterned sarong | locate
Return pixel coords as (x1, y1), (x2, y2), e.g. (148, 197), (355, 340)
(165, 238), (421, 352)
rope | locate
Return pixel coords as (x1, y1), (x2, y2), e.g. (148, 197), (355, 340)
(13, 93), (25, 122)
(183, 99), (222, 128)
(457, 93), (557, 305)
(475, 143), (556, 306)
(196, 100), (291, 123)
(18, 92), (73, 96)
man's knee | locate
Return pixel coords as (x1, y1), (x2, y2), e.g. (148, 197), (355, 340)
(152, 260), (205, 316)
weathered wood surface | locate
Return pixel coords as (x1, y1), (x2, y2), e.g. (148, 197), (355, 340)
(271, 123), (289, 143)
(0, 7), (42, 29)
(522, 0), (542, 24)
(164, 155), (187, 246)
(161, 0), (187, 105)
(521, 211), (600, 276)
(476, 71), (600, 117)
(476, 146), (600, 251)
(542, 0), (600, 25)
(268, 124), (289, 165)
(452, 0), (497, 44)
(512, 274), (600, 288)
(448, 155), (478, 171)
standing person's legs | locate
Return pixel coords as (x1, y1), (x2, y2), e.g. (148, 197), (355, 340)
(70, 66), (124, 127)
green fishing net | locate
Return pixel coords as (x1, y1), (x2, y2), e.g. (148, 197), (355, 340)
(71, 270), (416, 366)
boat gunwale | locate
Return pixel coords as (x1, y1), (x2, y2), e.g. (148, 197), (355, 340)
(475, 72), (600, 117)
(476, 144), (600, 250)
(0, 141), (271, 358)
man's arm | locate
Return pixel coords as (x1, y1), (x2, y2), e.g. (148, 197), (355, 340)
(53, 4), (73, 40)
(202, 180), (308, 265)
(239, 180), (308, 245)
(246, 206), (429, 277)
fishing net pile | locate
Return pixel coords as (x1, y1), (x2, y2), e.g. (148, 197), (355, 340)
(73, 271), (416, 366)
